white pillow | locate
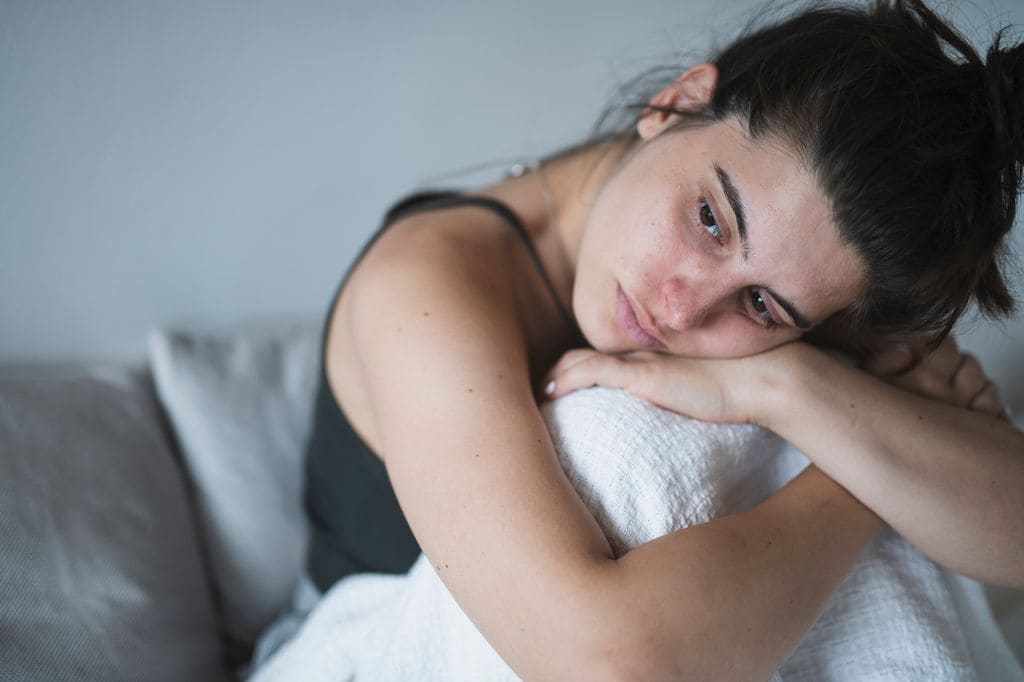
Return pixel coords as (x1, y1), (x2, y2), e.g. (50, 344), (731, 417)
(148, 320), (319, 644)
(252, 387), (1022, 681)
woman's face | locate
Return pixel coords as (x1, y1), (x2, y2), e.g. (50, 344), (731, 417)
(572, 118), (866, 359)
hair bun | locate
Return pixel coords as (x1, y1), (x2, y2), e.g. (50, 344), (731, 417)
(984, 35), (1024, 168)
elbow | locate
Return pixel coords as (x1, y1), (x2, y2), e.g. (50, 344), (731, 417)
(532, 616), (686, 682)
(534, 562), (765, 681)
(570, 629), (747, 682)
(549, 579), (761, 681)
(574, 646), (742, 682)
(570, 649), (681, 682)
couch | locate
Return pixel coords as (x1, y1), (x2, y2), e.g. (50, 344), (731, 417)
(1, 320), (1021, 681)
(0, 320), (319, 680)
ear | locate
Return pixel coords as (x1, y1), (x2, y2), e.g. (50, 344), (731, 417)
(637, 63), (719, 141)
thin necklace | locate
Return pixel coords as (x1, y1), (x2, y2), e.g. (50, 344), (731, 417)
(507, 158), (558, 229)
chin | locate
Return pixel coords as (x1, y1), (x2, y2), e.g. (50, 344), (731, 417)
(573, 311), (613, 353)
(594, 327), (635, 354)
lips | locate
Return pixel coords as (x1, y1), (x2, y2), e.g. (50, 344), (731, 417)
(616, 285), (666, 350)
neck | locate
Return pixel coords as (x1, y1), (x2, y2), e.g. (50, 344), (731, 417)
(540, 135), (635, 280)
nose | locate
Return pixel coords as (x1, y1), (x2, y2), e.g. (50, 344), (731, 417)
(659, 276), (719, 332)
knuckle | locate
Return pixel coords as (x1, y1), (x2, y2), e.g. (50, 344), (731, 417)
(970, 383), (1000, 409)
(914, 374), (953, 401)
(563, 348), (591, 366)
(955, 355), (982, 381)
(971, 397), (1002, 417)
(569, 352), (617, 384)
(953, 359), (990, 397)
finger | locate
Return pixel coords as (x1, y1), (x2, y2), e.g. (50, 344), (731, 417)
(622, 349), (670, 364)
(891, 371), (955, 404)
(968, 382), (1004, 418)
(546, 352), (633, 400)
(917, 337), (963, 384)
(950, 354), (986, 407)
(548, 348), (598, 374)
(861, 344), (915, 378)
(547, 348), (599, 378)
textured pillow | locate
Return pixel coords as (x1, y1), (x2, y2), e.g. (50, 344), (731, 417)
(0, 366), (225, 681)
(252, 387), (1022, 681)
(148, 320), (320, 645)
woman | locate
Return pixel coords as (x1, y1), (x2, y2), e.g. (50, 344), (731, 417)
(302, 0), (1024, 678)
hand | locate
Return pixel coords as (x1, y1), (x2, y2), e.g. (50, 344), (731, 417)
(542, 348), (759, 424)
(861, 336), (1009, 420)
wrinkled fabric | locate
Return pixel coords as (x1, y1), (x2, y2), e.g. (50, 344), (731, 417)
(251, 387), (1022, 681)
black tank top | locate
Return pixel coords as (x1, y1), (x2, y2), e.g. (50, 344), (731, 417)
(303, 190), (582, 593)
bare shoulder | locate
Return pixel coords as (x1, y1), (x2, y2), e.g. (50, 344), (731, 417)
(343, 204), (527, 354)
(349, 206), (520, 316)
(324, 206), (534, 454)
(321, 206), (618, 678)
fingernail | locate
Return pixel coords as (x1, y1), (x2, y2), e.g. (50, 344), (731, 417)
(544, 380), (555, 396)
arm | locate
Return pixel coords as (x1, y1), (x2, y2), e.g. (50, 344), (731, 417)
(755, 342), (1024, 587)
(341, 220), (880, 680)
(547, 340), (1024, 588)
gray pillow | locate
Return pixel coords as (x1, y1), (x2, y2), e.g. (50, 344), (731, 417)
(0, 366), (226, 682)
(148, 320), (319, 646)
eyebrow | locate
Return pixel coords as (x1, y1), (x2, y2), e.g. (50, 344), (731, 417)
(714, 163), (749, 261)
(773, 294), (812, 331)
(714, 163), (813, 331)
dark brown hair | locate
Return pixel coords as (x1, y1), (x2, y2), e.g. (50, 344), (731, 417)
(601, 0), (1022, 353)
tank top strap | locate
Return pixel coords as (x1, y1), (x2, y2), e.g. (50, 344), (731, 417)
(379, 190), (584, 346)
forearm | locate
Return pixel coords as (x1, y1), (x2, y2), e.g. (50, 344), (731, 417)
(584, 465), (882, 681)
(756, 346), (1024, 587)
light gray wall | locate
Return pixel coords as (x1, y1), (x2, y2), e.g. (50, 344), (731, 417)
(1, 0), (1021, 401)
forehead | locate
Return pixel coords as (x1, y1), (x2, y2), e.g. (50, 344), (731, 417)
(671, 119), (866, 323)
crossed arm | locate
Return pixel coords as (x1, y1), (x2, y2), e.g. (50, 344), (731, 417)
(341, 221), (1018, 680)
(546, 338), (1024, 589)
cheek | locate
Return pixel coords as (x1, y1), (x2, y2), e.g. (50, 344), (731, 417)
(598, 186), (678, 248)
(570, 240), (615, 349)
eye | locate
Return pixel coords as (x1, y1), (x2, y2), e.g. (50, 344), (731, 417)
(698, 199), (724, 245)
(748, 287), (779, 329)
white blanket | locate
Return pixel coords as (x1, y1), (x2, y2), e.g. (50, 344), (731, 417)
(251, 388), (1023, 681)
